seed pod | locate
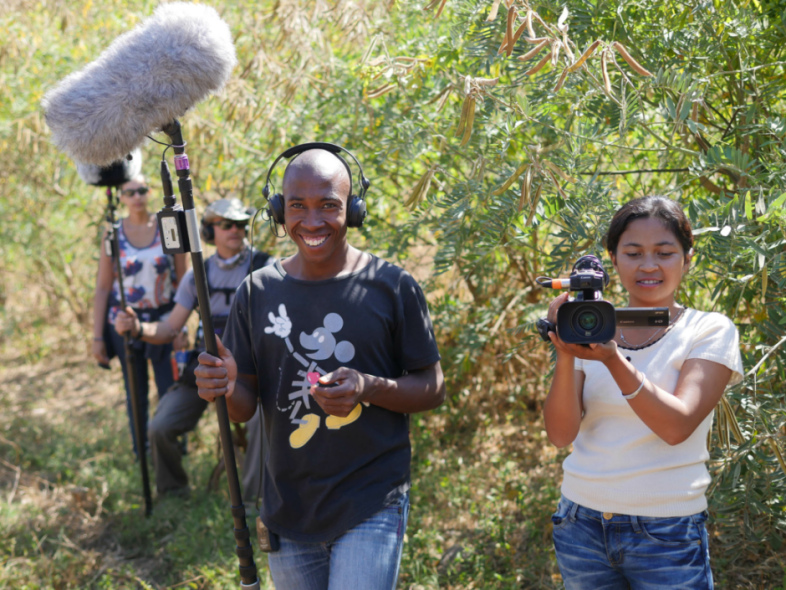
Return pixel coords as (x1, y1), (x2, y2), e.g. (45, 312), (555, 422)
(474, 156), (486, 182)
(525, 36), (549, 44)
(601, 49), (613, 96)
(526, 182), (542, 226)
(455, 95), (470, 138)
(768, 438), (786, 477)
(526, 10), (536, 38)
(568, 40), (600, 72)
(546, 168), (569, 200)
(427, 84), (452, 105)
(436, 87), (452, 112)
(360, 35), (380, 65)
(561, 34), (575, 61)
(718, 397), (743, 445)
(518, 38), (549, 62)
(435, 0), (448, 18)
(493, 161), (529, 195)
(518, 166), (532, 212)
(524, 50), (552, 75)
(487, 0), (503, 22)
(544, 160), (578, 184)
(551, 41), (561, 66)
(460, 97), (476, 146)
(405, 165), (437, 208)
(497, 36), (510, 55)
(553, 67), (569, 92)
(557, 6), (570, 32)
(474, 77), (500, 87)
(366, 83), (396, 98)
(509, 22), (528, 50)
(505, 6), (517, 56)
(612, 41), (653, 76)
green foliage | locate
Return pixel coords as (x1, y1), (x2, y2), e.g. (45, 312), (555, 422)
(1, 0), (785, 587)
(353, 0), (786, 567)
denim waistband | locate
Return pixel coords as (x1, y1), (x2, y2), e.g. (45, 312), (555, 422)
(562, 497), (705, 533)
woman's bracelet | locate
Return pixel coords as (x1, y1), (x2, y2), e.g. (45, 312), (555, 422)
(622, 373), (646, 400)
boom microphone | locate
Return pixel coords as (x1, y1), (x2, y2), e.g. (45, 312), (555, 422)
(41, 2), (236, 166)
(76, 149), (142, 187)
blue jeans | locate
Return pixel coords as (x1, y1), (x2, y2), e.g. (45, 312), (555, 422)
(267, 492), (409, 590)
(552, 495), (713, 589)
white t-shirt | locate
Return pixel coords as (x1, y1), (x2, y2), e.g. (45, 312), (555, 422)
(562, 308), (744, 517)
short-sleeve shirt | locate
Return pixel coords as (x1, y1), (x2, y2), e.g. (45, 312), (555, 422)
(564, 309), (744, 517)
(175, 254), (251, 317)
(174, 250), (273, 340)
(223, 255), (441, 542)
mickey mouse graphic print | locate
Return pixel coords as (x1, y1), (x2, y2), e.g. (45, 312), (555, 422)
(262, 305), (364, 449)
(223, 255), (441, 543)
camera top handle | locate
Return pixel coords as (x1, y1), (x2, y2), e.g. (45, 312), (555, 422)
(569, 255), (609, 302)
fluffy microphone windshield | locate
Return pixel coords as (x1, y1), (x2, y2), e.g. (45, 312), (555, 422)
(42, 2), (236, 167)
(76, 148), (142, 187)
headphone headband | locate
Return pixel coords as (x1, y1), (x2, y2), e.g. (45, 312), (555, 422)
(263, 142), (370, 229)
(262, 142), (370, 200)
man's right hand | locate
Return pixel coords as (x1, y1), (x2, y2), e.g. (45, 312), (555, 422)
(195, 336), (238, 402)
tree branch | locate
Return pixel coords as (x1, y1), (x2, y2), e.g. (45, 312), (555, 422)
(579, 167), (689, 176)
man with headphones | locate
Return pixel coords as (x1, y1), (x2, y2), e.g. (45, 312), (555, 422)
(114, 197), (273, 498)
(195, 146), (446, 589)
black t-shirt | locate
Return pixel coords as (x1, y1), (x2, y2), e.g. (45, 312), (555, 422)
(223, 255), (441, 542)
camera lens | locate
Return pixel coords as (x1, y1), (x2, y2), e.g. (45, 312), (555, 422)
(577, 310), (599, 331)
(569, 304), (605, 337)
(557, 300), (616, 344)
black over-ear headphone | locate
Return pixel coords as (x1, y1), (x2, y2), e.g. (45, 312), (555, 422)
(200, 219), (252, 245)
(262, 142), (370, 228)
(199, 206), (254, 244)
(200, 221), (215, 244)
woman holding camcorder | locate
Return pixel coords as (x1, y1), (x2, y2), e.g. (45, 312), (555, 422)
(542, 196), (743, 589)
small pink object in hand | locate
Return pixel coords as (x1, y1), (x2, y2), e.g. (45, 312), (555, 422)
(307, 372), (320, 386)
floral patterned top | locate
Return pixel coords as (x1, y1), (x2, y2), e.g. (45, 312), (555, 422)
(108, 219), (175, 322)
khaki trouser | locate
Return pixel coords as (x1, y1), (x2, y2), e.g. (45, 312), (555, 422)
(149, 381), (264, 497)
(149, 382), (207, 494)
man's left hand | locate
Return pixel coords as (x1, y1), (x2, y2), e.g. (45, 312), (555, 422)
(310, 367), (370, 417)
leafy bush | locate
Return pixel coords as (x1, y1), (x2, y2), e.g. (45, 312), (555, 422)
(1, 0), (784, 587)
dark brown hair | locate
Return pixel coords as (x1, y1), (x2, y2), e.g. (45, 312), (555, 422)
(605, 196), (694, 256)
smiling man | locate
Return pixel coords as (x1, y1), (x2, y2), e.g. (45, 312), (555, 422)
(195, 147), (446, 590)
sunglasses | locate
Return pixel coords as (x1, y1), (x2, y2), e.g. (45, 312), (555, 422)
(121, 186), (149, 197)
(215, 219), (246, 231)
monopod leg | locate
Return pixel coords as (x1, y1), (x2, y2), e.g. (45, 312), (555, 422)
(122, 336), (153, 516)
(106, 187), (153, 516)
(159, 120), (259, 588)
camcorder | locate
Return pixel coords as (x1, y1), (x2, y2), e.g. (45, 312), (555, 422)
(536, 255), (669, 345)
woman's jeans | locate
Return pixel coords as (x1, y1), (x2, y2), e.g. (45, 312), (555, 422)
(552, 495), (713, 589)
(268, 492), (409, 590)
(109, 328), (173, 456)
